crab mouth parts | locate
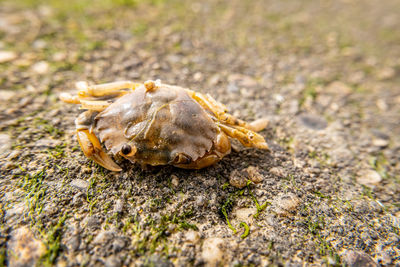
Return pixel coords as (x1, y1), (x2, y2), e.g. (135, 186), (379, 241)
(172, 153), (192, 164)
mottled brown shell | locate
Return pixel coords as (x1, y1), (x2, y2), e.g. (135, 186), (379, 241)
(94, 84), (219, 166)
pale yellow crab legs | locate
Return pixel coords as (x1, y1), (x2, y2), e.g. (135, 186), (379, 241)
(60, 81), (141, 111)
(184, 89), (269, 149)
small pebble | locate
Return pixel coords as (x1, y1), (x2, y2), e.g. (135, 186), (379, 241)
(295, 74), (306, 85)
(104, 255), (122, 267)
(326, 81), (352, 95)
(66, 235), (81, 252)
(18, 97), (32, 108)
(208, 74), (220, 85)
(0, 51), (17, 63)
(171, 175), (179, 187)
(35, 138), (62, 147)
(272, 193), (300, 216)
(356, 169), (381, 186)
(376, 99), (388, 111)
(229, 169), (247, 189)
(2, 162), (15, 170)
(144, 255), (172, 267)
(42, 203), (58, 216)
(273, 94), (284, 104)
(372, 138), (389, 148)
(371, 130), (389, 148)
(193, 72), (203, 81)
(72, 193), (84, 207)
(92, 230), (115, 245)
(70, 179), (89, 191)
(227, 82), (239, 93)
(8, 227), (46, 267)
(228, 74), (257, 87)
(245, 166), (263, 184)
(6, 150), (21, 160)
(269, 167), (286, 178)
(0, 90), (17, 101)
(379, 251), (392, 265)
(185, 230), (200, 244)
(344, 250), (377, 267)
(52, 52), (67, 61)
(5, 202), (26, 222)
(234, 207), (256, 225)
(0, 134), (11, 157)
(32, 39), (47, 49)
(196, 196), (206, 207)
(81, 216), (102, 230)
(201, 238), (225, 266)
(377, 67), (395, 80)
(114, 199), (124, 213)
(112, 238), (126, 252)
(32, 61), (50, 74)
(298, 114), (328, 130)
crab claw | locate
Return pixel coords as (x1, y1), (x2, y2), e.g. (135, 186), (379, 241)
(76, 129), (122, 172)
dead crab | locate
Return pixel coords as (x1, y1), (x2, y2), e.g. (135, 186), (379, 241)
(60, 80), (269, 171)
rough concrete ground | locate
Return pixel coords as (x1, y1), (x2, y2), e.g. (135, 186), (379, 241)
(0, 0), (400, 266)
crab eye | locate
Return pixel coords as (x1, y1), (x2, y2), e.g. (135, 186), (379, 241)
(121, 144), (132, 155)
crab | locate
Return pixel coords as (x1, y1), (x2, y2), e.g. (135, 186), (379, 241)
(60, 79), (269, 171)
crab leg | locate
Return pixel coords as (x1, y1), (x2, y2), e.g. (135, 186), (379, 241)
(60, 92), (81, 104)
(59, 94), (113, 112)
(248, 118), (269, 132)
(77, 81), (141, 97)
(76, 129), (122, 172)
(79, 99), (113, 112)
(60, 81), (141, 106)
(186, 89), (259, 129)
(216, 122), (269, 150)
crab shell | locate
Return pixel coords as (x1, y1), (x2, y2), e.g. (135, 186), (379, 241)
(94, 84), (229, 168)
(61, 79), (269, 171)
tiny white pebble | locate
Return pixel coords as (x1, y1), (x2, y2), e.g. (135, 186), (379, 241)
(171, 175), (179, 187)
(32, 61), (49, 74)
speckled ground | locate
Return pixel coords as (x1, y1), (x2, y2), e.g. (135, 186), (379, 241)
(0, 0), (399, 266)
